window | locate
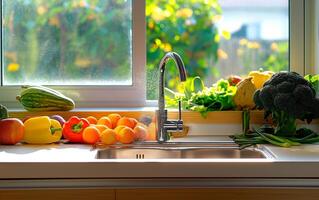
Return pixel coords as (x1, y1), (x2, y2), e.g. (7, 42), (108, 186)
(0, 0), (309, 108)
(146, 0), (289, 100)
(3, 0), (132, 86)
(0, 0), (146, 108)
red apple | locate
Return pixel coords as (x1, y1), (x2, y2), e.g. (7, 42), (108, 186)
(228, 75), (242, 86)
(0, 118), (25, 145)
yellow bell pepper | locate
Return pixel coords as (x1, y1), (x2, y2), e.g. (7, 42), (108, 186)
(248, 70), (274, 89)
(23, 116), (62, 144)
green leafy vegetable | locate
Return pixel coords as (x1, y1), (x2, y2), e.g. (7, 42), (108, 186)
(187, 79), (237, 117)
(305, 74), (319, 94)
(184, 76), (205, 99)
(165, 76), (204, 109)
(165, 77), (237, 117)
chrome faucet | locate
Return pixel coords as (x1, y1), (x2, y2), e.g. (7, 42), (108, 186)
(156, 52), (187, 143)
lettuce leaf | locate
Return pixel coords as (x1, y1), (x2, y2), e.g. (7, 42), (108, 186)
(305, 74), (319, 95)
(165, 77), (237, 118)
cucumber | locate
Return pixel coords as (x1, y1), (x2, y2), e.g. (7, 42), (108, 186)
(16, 86), (75, 111)
(0, 104), (9, 119)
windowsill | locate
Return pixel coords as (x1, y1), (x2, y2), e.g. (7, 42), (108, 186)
(8, 109), (319, 125)
(8, 106), (159, 112)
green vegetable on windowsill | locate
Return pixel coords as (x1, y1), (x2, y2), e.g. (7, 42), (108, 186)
(0, 104), (9, 120)
(165, 76), (237, 118)
(232, 72), (319, 148)
(305, 74), (319, 94)
(16, 85), (75, 112)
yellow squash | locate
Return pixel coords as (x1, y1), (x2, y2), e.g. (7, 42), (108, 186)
(23, 116), (62, 144)
(233, 77), (256, 110)
(248, 70), (274, 89)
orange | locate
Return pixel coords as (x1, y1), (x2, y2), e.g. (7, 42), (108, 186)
(86, 116), (98, 125)
(117, 127), (135, 144)
(100, 129), (117, 145)
(147, 122), (156, 141)
(108, 113), (121, 128)
(83, 126), (100, 144)
(114, 125), (127, 134)
(97, 116), (112, 128)
(130, 118), (138, 128)
(134, 125), (148, 141)
(93, 125), (109, 134)
(116, 117), (135, 129)
(152, 115), (156, 123)
(135, 122), (148, 129)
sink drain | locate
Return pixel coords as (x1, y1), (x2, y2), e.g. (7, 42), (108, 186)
(136, 154), (145, 159)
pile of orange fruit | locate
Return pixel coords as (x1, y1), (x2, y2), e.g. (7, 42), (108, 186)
(83, 114), (156, 145)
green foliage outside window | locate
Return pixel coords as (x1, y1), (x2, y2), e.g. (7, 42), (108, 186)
(146, 0), (223, 99)
(3, 0), (289, 99)
(263, 42), (289, 72)
(4, 0), (132, 84)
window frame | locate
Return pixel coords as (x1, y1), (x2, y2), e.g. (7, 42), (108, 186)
(290, 0), (305, 74)
(0, 0), (146, 109)
(0, 0), (310, 109)
(305, 0), (319, 74)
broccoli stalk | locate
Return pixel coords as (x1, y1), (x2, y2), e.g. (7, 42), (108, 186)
(272, 111), (296, 136)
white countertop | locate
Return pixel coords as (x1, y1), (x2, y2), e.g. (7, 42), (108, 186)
(1, 136), (319, 180)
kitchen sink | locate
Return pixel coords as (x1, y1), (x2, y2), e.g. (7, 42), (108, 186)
(95, 143), (271, 159)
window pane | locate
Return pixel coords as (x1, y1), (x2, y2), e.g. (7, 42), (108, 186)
(2, 0), (132, 85)
(146, 0), (289, 100)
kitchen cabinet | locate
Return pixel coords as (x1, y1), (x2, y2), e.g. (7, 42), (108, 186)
(1, 188), (319, 200)
(0, 189), (115, 200)
(116, 188), (319, 200)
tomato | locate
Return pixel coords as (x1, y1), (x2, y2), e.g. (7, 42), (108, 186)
(228, 75), (242, 86)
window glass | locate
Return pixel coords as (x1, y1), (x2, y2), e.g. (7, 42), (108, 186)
(146, 0), (289, 100)
(2, 0), (132, 85)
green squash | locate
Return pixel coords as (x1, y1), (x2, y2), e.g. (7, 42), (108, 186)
(0, 104), (9, 120)
(16, 85), (75, 111)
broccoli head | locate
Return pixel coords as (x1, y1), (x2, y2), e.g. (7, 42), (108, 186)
(293, 84), (315, 105)
(253, 90), (263, 109)
(254, 71), (319, 121)
(313, 98), (319, 118)
(258, 85), (277, 110)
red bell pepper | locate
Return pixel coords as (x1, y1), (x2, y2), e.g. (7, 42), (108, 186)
(62, 116), (89, 143)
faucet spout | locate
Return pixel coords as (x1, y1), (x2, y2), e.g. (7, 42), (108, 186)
(159, 52), (187, 111)
(157, 52), (187, 143)
(159, 52), (187, 81)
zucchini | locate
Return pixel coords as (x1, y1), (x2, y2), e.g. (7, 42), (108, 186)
(0, 104), (9, 119)
(16, 86), (75, 111)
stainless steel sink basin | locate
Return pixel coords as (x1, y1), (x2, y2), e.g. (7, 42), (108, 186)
(96, 143), (270, 159)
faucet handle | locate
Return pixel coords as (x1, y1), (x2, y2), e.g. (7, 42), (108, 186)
(178, 100), (182, 121)
(164, 120), (183, 132)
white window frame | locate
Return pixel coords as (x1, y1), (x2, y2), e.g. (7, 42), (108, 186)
(305, 0), (319, 74)
(0, 0), (310, 109)
(290, 0), (305, 75)
(0, 0), (146, 109)
(291, 0), (318, 75)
